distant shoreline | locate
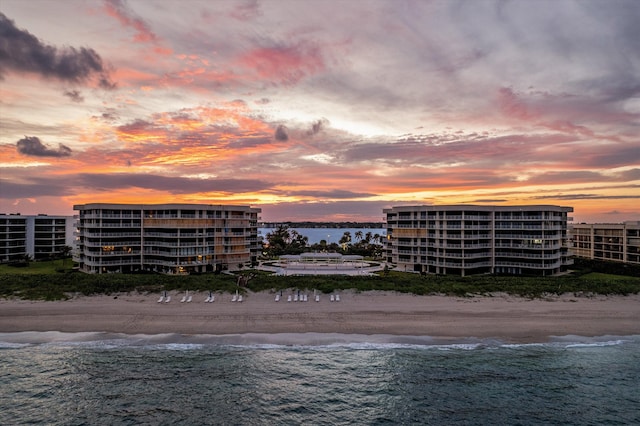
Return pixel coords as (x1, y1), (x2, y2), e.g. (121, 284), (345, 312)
(1, 291), (638, 343)
(260, 222), (385, 228)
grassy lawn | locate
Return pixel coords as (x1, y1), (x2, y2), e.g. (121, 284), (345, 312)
(0, 260), (74, 274)
(1, 260), (639, 300)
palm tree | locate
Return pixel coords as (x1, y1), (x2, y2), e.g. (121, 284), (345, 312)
(364, 231), (373, 245)
(339, 232), (352, 252)
(355, 230), (363, 243)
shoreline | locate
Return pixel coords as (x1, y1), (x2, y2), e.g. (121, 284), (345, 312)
(1, 291), (639, 343)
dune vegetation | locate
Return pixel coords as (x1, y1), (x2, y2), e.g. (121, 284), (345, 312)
(1, 258), (638, 301)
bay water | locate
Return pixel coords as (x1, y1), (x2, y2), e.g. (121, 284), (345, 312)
(1, 332), (639, 425)
(259, 228), (387, 245)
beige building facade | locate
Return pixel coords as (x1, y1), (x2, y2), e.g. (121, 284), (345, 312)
(74, 203), (261, 274)
(570, 221), (640, 265)
(384, 205), (573, 276)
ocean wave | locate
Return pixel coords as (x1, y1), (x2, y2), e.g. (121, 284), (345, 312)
(549, 334), (637, 348)
(563, 340), (629, 348)
(1, 332), (638, 351)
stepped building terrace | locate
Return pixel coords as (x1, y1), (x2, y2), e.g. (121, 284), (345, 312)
(74, 203), (261, 274)
(384, 205), (573, 276)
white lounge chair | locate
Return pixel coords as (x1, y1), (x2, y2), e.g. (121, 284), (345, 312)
(275, 294), (280, 302)
(294, 294), (299, 302)
(315, 295), (320, 302)
(181, 295), (187, 303)
(165, 295), (171, 303)
(238, 295), (243, 303)
(232, 294), (237, 302)
(335, 294), (340, 302)
(287, 295), (292, 302)
(157, 295), (164, 303)
(330, 294), (335, 302)
(187, 295), (192, 303)
(209, 295), (215, 303)
(205, 295), (211, 303)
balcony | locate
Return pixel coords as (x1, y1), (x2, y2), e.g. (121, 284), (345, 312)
(82, 240), (141, 248)
(494, 260), (563, 269)
(82, 250), (142, 256)
(82, 231), (141, 238)
(493, 233), (561, 239)
(438, 251), (491, 259)
(83, 258), (141, 266)
(495, 251), (561, 260)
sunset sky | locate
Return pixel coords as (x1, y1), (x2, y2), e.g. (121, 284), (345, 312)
(1, 0), (638, 222)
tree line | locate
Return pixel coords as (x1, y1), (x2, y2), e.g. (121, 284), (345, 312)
(262, 225), (384, 258)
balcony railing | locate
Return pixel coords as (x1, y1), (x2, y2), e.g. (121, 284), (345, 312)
(81, 231), (141, 238)
(494, 260), (563, 269)
(83, 258), (141, 266)
(495, 252), (561, 259)
(81, 213), (142, 219)
(82, 240), (141, 248)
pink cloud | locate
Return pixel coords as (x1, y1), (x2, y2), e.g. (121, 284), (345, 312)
(495, 87), (632, 143)
(103, 0), (160, 44)
(238, 44), (325, 85)
(497, 87), (538, 122)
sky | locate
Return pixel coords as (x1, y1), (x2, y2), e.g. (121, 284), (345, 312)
(1, 0), (639, 223)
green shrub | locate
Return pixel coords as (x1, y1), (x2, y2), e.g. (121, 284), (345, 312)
(1, 261), (639, 300)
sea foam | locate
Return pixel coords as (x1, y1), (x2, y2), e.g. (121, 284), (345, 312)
(1, 331), (637, 351)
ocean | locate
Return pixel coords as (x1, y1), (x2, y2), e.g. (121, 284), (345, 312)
(2, 333), (639, 425)
(259, 228), (387, 245)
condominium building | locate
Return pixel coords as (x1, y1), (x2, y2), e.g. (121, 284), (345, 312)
(74, 203), (261, 274)
(0, 214), (75, 263)
(570, 221), (640, 265)
(384, 205), (573, 276)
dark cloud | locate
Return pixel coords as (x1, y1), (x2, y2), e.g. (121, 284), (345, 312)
(97, 75), (116, 90)
(0, 118), (65, 135)
(230, 0), (262, 21)
(230, 136), (274, 149)
(286, 189), (376, 199)
(533, 193), (640, 201)
(0, 178), (69, 198)
(524, 171), (609, 186)
(580, 146), (640, 169)
(472, 199), (508, 203)
(16, 136), (72, 157)
(97, 108), (119, 122)
(259, 200), (398, 222)
(116, 119), (154, 134)
(274, 124), (289, 141)
(77, 173), (273, 194)
(620, 169), (640, 181)
(63, 89), (84, 102)
(0, 12), (115, 88)
(308, 118), (329, 136)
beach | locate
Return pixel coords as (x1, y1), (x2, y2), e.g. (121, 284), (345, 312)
(1, 291), (638, 342)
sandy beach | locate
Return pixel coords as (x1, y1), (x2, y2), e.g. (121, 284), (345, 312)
(1, 291), (639, 343)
